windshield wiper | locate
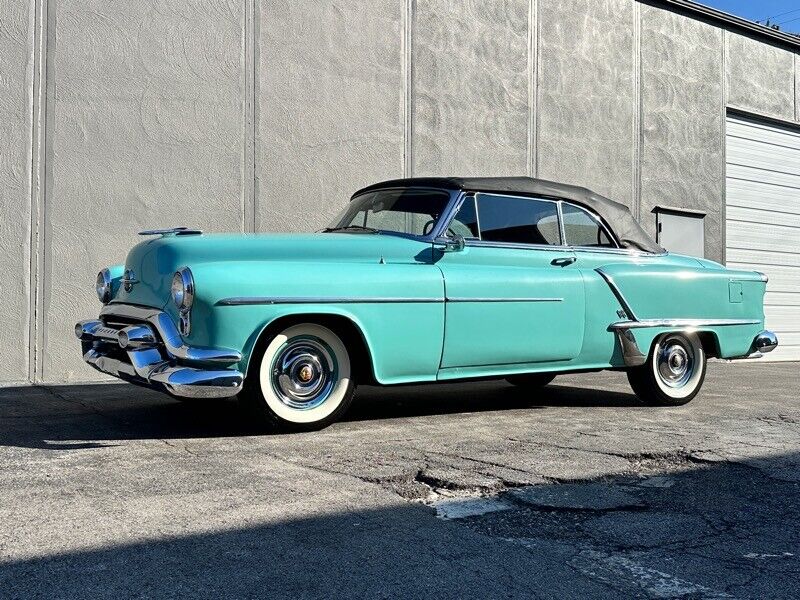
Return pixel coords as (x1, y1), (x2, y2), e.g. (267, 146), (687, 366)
(321, 225), (380, 234)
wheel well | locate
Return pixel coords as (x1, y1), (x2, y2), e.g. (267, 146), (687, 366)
(247, 314), (377, 385)
(646, 330), (720, 359)
(696, 331), (720, 359)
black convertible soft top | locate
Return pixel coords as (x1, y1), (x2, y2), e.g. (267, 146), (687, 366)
(353, 176), (663, 254)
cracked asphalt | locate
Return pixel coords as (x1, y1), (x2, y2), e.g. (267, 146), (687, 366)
(1, 362), (799, 599)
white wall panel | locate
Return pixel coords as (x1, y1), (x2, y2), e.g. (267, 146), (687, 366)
(726, 114), (800, 361)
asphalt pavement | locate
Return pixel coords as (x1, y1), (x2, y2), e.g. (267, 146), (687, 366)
(1, 362), (798, 599)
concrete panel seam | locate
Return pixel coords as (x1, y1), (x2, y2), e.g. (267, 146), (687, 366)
(252, 0), (261, 232)
(38, 0), (58, 381)
(795, 52), (798, 123)
(531, 0), (539, 178)
(244, 0), (256, 233)
(721, 29), (727, 265)
(28, 0), (49, 383)
(526, 0), (534, 177)
(633, 0), (642, 220)
(403, 0), (412, 177)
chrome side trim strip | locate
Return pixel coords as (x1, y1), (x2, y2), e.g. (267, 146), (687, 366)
(594, 267), (639, 321)
(446, 297), (563, 303)
(217, 297), (444, 306)
(218, 296), (564, 306)
(609, 318), (761, 330)
(728, 275), (769, 283)
(465, 240), (574, 252)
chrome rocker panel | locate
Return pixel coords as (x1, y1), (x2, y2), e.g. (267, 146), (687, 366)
(75, 304), (243, 399)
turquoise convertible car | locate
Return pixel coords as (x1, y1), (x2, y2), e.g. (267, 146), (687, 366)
(76, 177), (777, 430)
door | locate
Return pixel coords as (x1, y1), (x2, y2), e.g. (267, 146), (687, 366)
(436, 193), (585, 368)
(726, 114), (800, 360)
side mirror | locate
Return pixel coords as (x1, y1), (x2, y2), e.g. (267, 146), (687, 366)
(434, 234), (465, 253)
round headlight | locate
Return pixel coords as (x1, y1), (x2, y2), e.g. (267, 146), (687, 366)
(171, 267), (194, 311)
(96, 269), (112, 304)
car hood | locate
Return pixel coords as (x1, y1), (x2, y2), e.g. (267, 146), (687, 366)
(111, 232), (432, 309)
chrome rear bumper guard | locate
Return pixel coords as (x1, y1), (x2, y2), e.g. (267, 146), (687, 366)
(76, 304), (243, 399)
(745, 329), (779, 359)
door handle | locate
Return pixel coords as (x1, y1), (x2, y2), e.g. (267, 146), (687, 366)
(551, 256), (577, 267)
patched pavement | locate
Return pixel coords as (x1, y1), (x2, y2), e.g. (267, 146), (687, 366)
(1, 362), (799, 598)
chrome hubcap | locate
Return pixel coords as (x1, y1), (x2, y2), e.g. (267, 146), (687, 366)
(271, 337), (337, 410)
(656, 336), (695, 388)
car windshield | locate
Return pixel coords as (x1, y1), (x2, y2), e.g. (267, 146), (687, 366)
(326, 189), (452, 237)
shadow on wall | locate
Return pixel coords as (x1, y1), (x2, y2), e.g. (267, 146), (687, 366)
(0, 379), (641, 450)
(1, 450), (798, 598)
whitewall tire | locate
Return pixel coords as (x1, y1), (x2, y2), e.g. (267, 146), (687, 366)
(242, 323), (356, 431)
(627, 332), (706, 406)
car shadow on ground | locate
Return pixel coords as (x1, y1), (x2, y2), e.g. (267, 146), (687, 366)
(0, 379), (640, 449)
(347, 379), (641, 422)
(1, 451), (797, 599)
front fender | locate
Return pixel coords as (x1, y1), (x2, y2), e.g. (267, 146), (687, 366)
(178, 261), (446, 384)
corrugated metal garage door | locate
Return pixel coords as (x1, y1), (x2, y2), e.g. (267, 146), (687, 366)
(726, 114), (800, 361)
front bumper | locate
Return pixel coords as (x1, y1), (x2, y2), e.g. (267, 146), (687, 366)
(76, 304), (244, 399)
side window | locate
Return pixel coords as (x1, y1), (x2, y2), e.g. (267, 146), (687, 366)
(562, 204), (616, 248)
(448, 196), (480, 239)
(476, 194), (561, 245)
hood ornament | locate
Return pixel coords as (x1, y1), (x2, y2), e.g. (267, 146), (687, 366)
(139, 227), (203, 237)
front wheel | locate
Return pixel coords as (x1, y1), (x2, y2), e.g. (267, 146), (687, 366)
(240, 323), (356, 432)
(627, 332), (706, 406)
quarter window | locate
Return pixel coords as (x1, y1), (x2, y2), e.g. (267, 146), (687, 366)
(475, 194), (561, 245)
(562, 204), (616, 248)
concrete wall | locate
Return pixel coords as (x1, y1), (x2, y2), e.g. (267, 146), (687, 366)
(257, 0), (405, 231)
(639, 5), (725, 260)
(2, 0), (799, 385)
(41, 0), (248, 382)
(412, 0), (529, 176)
(0, 0), (34, 383)
(537, 0), (636, 206)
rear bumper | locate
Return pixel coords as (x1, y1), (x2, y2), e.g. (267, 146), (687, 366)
(718, 329), (778, 360)
(751, 330), (779, 356)
(76, 304), (243, 399)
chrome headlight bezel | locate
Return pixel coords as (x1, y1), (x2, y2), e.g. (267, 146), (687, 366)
(171, 267), (195, 312)
(96, 269), (112, 304)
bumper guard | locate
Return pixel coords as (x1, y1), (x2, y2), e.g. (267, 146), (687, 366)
(76, 304), (243, 399)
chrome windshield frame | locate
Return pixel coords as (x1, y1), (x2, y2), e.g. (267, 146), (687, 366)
(331, 187), (462, 243)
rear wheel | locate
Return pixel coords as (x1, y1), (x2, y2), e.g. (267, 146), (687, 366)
(240, 323), (356, 432)
(506, 373), (557, 388)
(627, 332), (706, 406)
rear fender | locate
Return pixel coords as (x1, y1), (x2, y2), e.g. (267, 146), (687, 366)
(596, 263), (766, 362)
